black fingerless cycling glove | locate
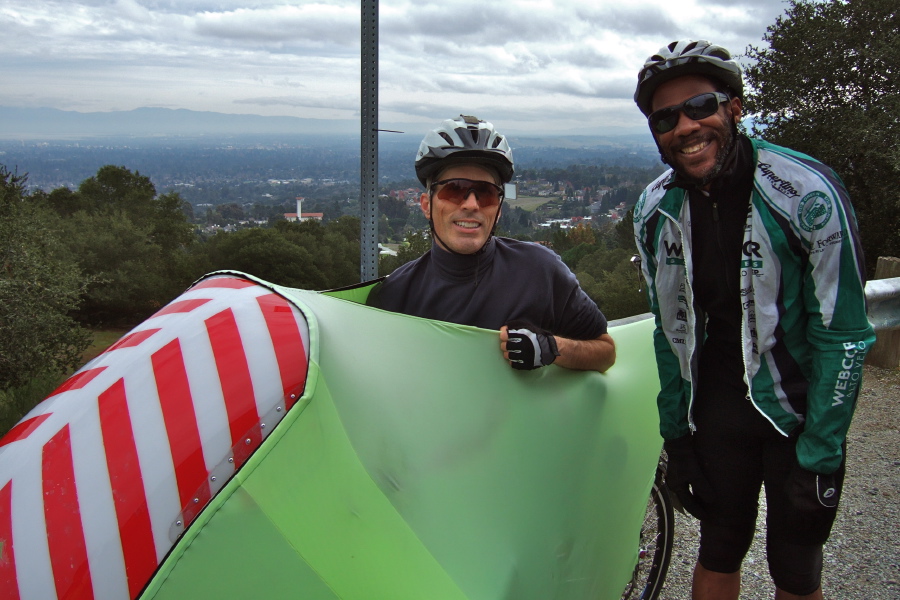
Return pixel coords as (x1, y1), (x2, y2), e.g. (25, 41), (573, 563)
(505, 320), (560, 370)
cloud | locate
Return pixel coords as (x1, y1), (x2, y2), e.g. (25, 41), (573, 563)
(0, 0), (789, 132)
(573, 4), (680, 37)
(192, 4), (359, 49)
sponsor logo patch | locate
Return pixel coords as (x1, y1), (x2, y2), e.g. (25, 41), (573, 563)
(757, 162), (801, 198)
(798, 191), (833, 232)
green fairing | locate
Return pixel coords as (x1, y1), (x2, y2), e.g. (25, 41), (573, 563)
(141, 280), (662, 600)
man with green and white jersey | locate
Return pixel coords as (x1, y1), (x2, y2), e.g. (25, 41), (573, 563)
(631, 40), (875, 600)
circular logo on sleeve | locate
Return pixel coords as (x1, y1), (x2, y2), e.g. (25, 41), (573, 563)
(798, 191), (833, 232)
(632, 195), (645, 222)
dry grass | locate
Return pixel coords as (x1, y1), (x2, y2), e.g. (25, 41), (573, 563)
(79, 328), (129, 366)
(0, 329), (128, 436)
(506, 195), (552, 212)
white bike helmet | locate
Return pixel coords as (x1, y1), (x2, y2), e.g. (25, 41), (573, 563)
(415, 115), (514, 187)
(635, 40), (744, 116)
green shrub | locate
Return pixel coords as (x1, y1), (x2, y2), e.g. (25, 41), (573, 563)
(0, 372), (63, 436)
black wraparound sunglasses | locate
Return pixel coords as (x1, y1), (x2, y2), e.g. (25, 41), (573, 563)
(648, 92), (731, 134)
(430, 178), (504, 207)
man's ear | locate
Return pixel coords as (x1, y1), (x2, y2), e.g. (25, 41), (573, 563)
(419, 191), (430, 218)
(730, 96), (743, 125)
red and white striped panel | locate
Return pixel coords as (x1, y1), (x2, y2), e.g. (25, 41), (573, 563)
(0, 275), (310, 600)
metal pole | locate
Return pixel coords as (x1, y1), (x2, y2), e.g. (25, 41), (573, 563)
(360, 0), (379, 281)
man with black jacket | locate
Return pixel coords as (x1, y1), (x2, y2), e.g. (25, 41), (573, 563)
(632, 40), (874, 600)
(368, 115), (616, 373)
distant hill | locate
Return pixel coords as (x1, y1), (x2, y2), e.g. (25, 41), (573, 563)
(0, 106), (362, 139)
(0, 106), (655, 146)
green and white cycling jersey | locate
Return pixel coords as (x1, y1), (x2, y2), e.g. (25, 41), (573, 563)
(633, 137), (875, 474)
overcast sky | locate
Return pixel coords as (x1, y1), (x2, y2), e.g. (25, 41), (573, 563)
(0, 0), (791, 135)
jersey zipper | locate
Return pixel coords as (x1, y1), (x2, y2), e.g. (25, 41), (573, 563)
(736, 198), (789, 436)
(661, 205), (699, 433)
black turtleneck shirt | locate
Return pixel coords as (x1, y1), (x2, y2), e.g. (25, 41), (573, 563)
(682, 135), (754, 395)
(367, 236), (607, 339)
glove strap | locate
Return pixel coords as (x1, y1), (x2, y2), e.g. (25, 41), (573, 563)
(508, 327), (559, 369)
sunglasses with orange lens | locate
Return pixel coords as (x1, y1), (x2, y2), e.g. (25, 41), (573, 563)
(430, 178), (504, 207)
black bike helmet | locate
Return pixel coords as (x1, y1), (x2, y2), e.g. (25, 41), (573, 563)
(634, 40), (744, 116)
(415, 115), (514, 187)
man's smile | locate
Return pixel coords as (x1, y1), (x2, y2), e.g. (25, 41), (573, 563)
(454, 220), (481, 229)
(679, 139), (711, 155)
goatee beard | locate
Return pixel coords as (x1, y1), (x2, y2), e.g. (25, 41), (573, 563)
(667, 123), (737, 188)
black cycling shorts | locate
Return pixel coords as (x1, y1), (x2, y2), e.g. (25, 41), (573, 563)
(691, 379), (844, 594)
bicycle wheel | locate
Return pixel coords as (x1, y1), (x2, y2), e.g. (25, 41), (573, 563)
(620, 468), (674, 600)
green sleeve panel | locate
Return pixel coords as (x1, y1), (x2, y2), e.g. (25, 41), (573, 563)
(652, 325), (691, 440)
(793, 154), (875, 474)
(801, 191), (873, 473)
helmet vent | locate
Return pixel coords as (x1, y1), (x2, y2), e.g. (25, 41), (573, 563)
(634, 39), (744, 116)
(414, 115), (515, 186)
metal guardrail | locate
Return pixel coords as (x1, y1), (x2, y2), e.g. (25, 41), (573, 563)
(608, 313), (653, 328)
(865, 276), (900, 332)
(609, 276), (900, 332)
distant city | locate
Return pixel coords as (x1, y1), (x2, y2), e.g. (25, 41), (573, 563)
(0, 134), (658, 189)
(0, 105), (664, 241)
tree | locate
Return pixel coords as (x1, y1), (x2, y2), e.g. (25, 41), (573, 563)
(573, 248), (648, 320)
(379, 230), (431, 275)
(405, 205), (429, 232)
(47, 186), (89, 217)
(744, 0), (900, 273)
(197, 217), (362, 290)
(0, 166), (90, 390)
(568, 223), (596, 247)
(612, 209), (637, 251)
(275, 217), (360, 288)
(71, 167), (194, 252)
(200, 228), (327, 289)
(77, 165), (158, 221)
(379, 196), (413, 243)
(49, 166), (197, 324)
(561, 243), (600, 271)
(218, 202), (245, 222)
(497, 206), (532, 237)
(62, 210), (176, 322)
(549, 225), (573, 253)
